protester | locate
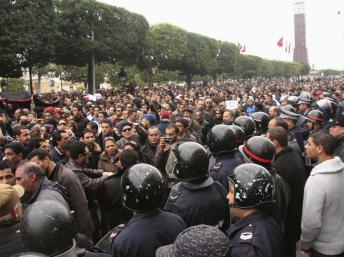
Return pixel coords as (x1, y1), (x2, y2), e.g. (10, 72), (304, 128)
(301, 132), (344, 257)
(0, 75), (341, 257)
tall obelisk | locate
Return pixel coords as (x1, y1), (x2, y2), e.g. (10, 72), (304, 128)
(293, 0), (309, 64)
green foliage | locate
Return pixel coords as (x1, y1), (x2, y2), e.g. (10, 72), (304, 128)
(0, 0), (57, 77)
(1, 1), (310, 83)
(1, 78), (26, 92)
(55, 0), (149, 67)
(320, 69), (343, 76)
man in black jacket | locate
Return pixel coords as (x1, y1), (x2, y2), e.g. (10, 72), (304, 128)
(330, 114), (344, 162)
(50, 129), (70, 165)
(267, 127), (305, 257)
(72, 104), (89, 139)
(141, 126), (160, 165)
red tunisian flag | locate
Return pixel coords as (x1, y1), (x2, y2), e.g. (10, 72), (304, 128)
(277, 37), (283, 47)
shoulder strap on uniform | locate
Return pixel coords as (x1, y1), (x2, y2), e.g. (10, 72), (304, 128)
(167, 182), (182, 202)
(210, 162), (222, 173)
(239, 224), (254, 244)
(95, 224), (126, 252)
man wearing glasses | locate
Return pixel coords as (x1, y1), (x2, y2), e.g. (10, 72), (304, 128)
(116, 122), (141, 150)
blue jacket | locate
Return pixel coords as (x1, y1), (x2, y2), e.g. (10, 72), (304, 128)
(209, 151), (244, 191)
(227, 211), (284, 257)
(111, 209), (186, 257)
(164, 178), (229, 230)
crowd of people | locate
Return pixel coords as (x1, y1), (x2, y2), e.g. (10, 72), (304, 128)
(0, 75), (344, 257)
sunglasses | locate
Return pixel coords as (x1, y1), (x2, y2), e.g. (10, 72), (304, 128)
(122, 128), (132, 132)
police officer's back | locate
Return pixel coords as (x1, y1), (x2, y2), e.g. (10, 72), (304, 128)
(110, 164), (186, 257)
(207, 125), (244, 190)
(164, 142), (229, 229)
(227, 164), (284, 257)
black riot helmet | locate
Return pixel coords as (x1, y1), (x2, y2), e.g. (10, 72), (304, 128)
(238, 136), (275, 169)
(287, 96), (299, 108)
(252, 112), (270, 135)
(234, 116), (256, 139)
(228, 163), (275, 209)
(121, 163), (166, 211)
(228, 125), (245, 146)
(21, 200), (74, 256)
(306, 110), (325, 124)
(316, 99), (337, 121)
(11, 253), (48, 257)
(207, 124), (236, 154)
(169, 142), (209, 181)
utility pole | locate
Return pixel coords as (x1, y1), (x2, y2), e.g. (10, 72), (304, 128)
(88, 30), (95, 94)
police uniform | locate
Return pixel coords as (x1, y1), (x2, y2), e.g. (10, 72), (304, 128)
(164, 177), (229, 230)
(110, 209), (186, 257)
(227, 211), (284, 257)
(209, 151), (244, 191)
(289, 126), (305, 152)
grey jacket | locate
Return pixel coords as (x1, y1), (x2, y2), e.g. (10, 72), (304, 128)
(301, 157), (344, 255)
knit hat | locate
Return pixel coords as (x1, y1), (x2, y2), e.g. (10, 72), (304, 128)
(161, 111), (170, 119)
(0, 184), (24, 216)
(156, 225), (230, 257)
(144, 114), (156, 125)
(175, 118), (189, 128)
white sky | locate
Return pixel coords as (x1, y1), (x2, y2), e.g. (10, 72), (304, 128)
(99, 0), (344, 70)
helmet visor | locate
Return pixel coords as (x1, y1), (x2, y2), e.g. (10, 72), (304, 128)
(165, 151), (177, 177)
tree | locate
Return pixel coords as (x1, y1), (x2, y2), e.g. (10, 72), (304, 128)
(181, 32), (213, 84)
(55, 0), (149, 91)
(0, 78), (26, 92)
(216, 41), (240, 77)
(0, 0), (56, 79)
(12, 0), (58, 93)
(139, 24), (188, 85)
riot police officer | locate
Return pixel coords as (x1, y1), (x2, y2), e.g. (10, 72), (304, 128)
(164, 142), (229, 230)
(234, 116), (256, 140)
(280, 107), (306, 152)
(110, 164), (186, 257)
(227, 163), (284, 257)
(306, 109), (326, 134)
(252, 111), (270, 136)
(20, 200), (77, 257)
(207, 125), (244, 190)
(228, 125), (245, 146)
(238, 136), (290, 232)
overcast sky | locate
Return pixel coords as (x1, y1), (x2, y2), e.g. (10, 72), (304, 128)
(99, 0), (344, 70)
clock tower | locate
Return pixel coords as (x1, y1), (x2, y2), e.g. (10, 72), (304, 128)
(293, 0), (309, 65)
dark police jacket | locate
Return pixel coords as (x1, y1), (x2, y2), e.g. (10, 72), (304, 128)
(227, 211), (284, 257)
(209, 151), (244, 191)
(110, 209), (186, 257)
(164, 177), (229, 230)
(0, 221), (26, 257)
